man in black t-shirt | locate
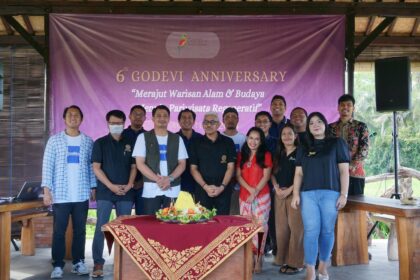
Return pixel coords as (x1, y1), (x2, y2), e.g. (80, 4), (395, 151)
(91, 110), (136, 278)
(190, 112), (236, 215)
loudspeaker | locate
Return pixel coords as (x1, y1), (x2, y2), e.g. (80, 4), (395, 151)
(375, 57), (411, 112)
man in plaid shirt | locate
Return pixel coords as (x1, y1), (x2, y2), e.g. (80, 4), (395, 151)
(330, 94), (370, 195)
(42, 105), (96, 278)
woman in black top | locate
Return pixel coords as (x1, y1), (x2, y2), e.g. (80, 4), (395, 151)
(272, 123), (304, 274)
(291, 112), (350, 280)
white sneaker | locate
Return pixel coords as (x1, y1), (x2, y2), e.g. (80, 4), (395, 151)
(71, 261), (89, 275)
(50, 267), (63, 279)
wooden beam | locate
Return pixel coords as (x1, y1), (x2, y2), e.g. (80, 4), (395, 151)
(0, 35), (44, 46)
(1, 16), (13, 35)
(411, 18), (419, 37)
(3, 15), (46, 59)
(386, 17), (397, 36)
(355, 16), (396, 58)
(355, 36), (420, 46)
(23, 15), (34, 35)
(0, 2), (419, 16)
(346, 12), (356, 96)
(365, 16), (376, 36)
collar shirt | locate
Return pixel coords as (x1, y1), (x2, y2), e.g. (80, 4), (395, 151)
(42, 131), (96, 202)
(92, 134), (136, 201)
(329, 118), (369, 178)
(189, 132), (236, 186)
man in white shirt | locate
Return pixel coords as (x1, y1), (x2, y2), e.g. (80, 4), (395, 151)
(133, 105), (187, 214)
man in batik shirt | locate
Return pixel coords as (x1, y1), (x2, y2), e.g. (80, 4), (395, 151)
(330, 94), (369, 195)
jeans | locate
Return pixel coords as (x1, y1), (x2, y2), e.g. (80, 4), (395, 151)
(52, 200), (89, 268)
(300, 190), (340, 266)
(92, 200), (133, 265)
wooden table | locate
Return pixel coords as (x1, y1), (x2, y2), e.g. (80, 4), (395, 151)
(0, 200), (46, 280)
(103, 215), (260, 280)
(112, 238), (253, 280)
(333, 195), (420, 280)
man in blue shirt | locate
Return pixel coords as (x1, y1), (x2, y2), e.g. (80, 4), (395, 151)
(42, 105), (96, 279)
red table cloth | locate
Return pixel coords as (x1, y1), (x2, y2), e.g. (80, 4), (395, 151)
(103, 215), (261, 280)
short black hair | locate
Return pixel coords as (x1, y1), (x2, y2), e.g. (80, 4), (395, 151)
(152, 105), (170, 117)
(338, 94), (355, 105)
(106, 110), (126, 122)
(63, 105), (83, 120)
(254, 111), (273, 122)
(271, 95), (287, 107)
(178, 108), (196, 121)
(130, 105), (146, 115)
(223, 107), (239, 118)
(290, 107), (308, 117)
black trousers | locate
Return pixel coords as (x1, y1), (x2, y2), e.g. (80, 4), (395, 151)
(52, 200), (89, 268)
(143, 195), (172, 215)
(195, 186), (232, 215)
(348, 177), (365, 195)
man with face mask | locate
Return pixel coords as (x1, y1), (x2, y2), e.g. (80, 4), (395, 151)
(91, 110), (136, 278)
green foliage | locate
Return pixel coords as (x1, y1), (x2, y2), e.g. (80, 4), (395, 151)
(354, 71), (420, 176)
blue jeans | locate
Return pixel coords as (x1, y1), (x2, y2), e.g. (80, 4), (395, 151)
(52, 200), (89, 268)
(300, 190), (339, 266)
(92, 200), (133, 265)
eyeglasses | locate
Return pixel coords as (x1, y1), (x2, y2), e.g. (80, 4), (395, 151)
(203, 120), (218, 126)
(256, 121), (270, 125)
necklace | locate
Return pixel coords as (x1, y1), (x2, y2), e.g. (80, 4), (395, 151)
(246, 161), (252, 168)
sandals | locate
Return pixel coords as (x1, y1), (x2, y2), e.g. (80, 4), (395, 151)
(279, 265), (303, 275)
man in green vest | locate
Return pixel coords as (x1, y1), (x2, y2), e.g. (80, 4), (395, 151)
(133, 105), (188, 214)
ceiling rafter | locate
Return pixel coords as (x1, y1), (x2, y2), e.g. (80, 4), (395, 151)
(0, 2), (419, 16)
(355, 16), (395, 58)
(1, 16), (14, 35)
(366, 16), (376, 36)
(23, 15), (34, 35)
(386, 17), (397, 36)
(412, 17), (419, 37)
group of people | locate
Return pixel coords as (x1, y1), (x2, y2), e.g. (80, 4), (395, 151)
(41, 94), (369, 280)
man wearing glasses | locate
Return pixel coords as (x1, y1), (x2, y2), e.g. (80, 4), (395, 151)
(190, 112), (236, 215)
(91, 109), (137, 278)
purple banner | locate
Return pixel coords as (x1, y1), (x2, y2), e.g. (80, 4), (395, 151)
(50, 15), (345, 139)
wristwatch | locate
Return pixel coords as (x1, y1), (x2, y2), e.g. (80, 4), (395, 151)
(169, 175), (175, 183)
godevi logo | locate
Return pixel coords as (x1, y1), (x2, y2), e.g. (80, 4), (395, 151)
(166, 32), (220, 59)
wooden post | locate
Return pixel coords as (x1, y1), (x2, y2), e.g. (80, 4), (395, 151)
(0, 212), (11, 280)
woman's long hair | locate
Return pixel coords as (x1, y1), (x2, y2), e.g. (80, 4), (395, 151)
(273, 123), (298, 174)
(239, 127), (268, 169)
(304, 112), (334, 155)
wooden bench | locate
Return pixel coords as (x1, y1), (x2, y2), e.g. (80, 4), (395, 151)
(11, 211), (49, 256)
(371, 213), (398, 261)
(0, 200), (46, 280)
(332, 195), (420, 280)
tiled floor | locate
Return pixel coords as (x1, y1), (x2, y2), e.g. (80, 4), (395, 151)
(10, 239), (398, 280)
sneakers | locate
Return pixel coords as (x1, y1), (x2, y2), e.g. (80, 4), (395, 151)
(50, 267), (63, 279)
(71, 261), (89, 275)
(91, 264), (104, 278)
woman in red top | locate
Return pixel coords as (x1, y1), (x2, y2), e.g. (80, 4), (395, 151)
(236, 127), (272, 273)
